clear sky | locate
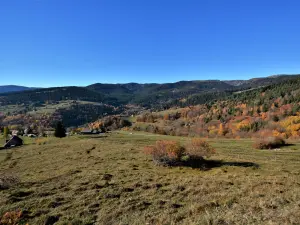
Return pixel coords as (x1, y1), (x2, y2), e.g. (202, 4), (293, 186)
(1, 0), (300, 87)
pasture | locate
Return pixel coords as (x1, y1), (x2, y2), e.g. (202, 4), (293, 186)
(0, 132), (300, 224)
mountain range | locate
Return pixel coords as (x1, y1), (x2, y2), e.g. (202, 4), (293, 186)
(0, 85), (36, 93)
(1, 74), (299, 108)
(1, 74), (299, 94)
(0, 74), (299, 128)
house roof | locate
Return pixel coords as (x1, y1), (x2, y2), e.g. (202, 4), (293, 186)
(4, 136), (23, 148)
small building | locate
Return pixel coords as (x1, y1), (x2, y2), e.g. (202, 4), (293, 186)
(80, 128), (103, 135)
(28, 134), (37, 138)
(81, 128), (93, 135)
(11, 130), (19, 136)
(4, 136), (23, 148)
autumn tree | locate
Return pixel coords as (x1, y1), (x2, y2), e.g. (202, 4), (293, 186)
(218, 123), (226, 136)
(163, 113), (170, 121)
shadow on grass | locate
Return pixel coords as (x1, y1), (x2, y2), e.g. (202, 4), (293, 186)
(255, 143), (295, 150)
(79, 135), (108, 139)
(183, 157), (259, 170)
(269, 143), (295, 149)
(284, 143), (296, 147)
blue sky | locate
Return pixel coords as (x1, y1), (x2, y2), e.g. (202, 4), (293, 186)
(1, 0), (300, 87)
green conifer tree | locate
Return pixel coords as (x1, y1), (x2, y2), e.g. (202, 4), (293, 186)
(54, 121), (66, 138)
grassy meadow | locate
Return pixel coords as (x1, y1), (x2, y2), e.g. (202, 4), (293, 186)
(0, 132), (300, 224)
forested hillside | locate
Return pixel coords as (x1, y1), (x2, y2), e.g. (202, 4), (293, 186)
(87, 80), (236, 107)
(129, 77), (300, 139)
(1, 74), (299, 108)
(0, 75), (299, 130)
(0, 87), (106, 105)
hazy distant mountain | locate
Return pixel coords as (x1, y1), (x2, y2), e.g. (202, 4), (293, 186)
(1, 74), (300, 108)
(224, 74), (300, 87)
(0, 85), (37, 93)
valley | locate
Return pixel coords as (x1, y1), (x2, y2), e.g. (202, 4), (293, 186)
(1, 75), (300, 134)
(2, 2), (300, 224)
(0, 75), (300, 224)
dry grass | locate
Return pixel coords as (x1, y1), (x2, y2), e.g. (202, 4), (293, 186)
(0, 132), (299, 224)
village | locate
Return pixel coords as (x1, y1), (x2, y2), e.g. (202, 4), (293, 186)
(0, 125), (106, 150)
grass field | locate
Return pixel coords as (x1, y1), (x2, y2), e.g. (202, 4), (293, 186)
(0, 100), (104, 116)
(0, 132), (300, 224)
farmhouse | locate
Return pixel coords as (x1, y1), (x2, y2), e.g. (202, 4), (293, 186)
(81, 128), (93, 135)
(4, 136), (23, 148)
(80, 128), (101, 135)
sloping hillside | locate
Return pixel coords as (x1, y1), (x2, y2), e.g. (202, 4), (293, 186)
(130, 76), (300, 139)
(1, 133), (300, 224)
(225, 74), (300, 88)
(0, 87), (106, 105)
(87, 80), (236, 107)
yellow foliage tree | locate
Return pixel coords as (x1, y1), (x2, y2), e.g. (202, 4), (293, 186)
(163, 114), (170, 121)
(280, 116), (300, 137)
(218, 123), (225, 136)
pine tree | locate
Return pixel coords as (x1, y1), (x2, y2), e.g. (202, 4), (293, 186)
(54, 121), (66, 138)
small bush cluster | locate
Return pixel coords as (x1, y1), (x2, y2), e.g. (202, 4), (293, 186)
(144, 140), (185, 166)
(35, 138), (47, 145)
(90, 116), (132, 132)
(144, 138), (215, 166)
(253, 136), (286, 149)
(186, 138), (216, 158)
(0, 174), (19, 190)
(0, 210), (22, 225)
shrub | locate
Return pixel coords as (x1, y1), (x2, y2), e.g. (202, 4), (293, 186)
(35, 138), (47, 145)
(144, 140), (185, 166)
(0, 174), (19, 190)
(144, 138), (216, 166)
(0, 210), (22, 225)
(253, 136), (286, 149)
(186, 138), (216, 159)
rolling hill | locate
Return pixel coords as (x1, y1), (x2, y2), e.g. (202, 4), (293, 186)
(86, 80), (236, 106)
(129, 75), (300, 139)
(0, 85), (37, 93)
(224, 74), (300, 88)
(0, 74), (299, 127)
(1, 74), (299, 107)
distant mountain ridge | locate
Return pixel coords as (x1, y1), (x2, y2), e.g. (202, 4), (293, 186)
(2, 74), (299, 94)
(0, 85), (37, 93)
(224, 74), (300, 87)
(1, 74), (300, 108)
